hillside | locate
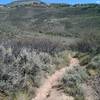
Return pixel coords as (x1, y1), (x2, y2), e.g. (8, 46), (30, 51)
(0, 4), (100, 37)
(6, 0), (46, 7)
(0, 3), (100, 100)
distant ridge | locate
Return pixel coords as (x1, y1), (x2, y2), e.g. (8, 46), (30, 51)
(7, 0), (46, 7)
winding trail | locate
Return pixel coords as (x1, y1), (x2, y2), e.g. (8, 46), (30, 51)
(32, 55), (79, 100)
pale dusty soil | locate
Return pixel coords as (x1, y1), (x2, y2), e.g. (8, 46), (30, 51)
(32, 56), (79, 100)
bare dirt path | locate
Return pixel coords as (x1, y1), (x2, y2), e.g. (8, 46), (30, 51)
(46, 88), (74, 100)
(32, 55), (79, 100)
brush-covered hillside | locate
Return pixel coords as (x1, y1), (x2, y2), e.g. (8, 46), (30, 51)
(0, 2), (100, 100)
(0, 4), (100, 37)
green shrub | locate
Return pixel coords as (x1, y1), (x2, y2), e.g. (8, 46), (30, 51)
(13, 91), (30, 100)
(61, 67), (88, 99)
(86, 54), (100, 75)
(79, 55), (91, 66)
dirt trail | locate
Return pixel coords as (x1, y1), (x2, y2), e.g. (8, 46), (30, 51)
(46, 88), (74, 100)
(32, 55), (79, 100)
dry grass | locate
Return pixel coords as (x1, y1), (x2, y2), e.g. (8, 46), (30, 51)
(13, 91), (30, 100)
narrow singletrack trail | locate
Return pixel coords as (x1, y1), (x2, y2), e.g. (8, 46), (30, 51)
(32, 55), (79, 100)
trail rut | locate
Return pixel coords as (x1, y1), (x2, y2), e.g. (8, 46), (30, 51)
(32, 56), (79, 100)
